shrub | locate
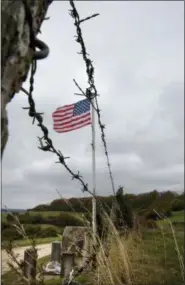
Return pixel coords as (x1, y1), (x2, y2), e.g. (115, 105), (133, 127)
(145, 207), (172, 220)
(171, 199), (184, 212)
(24, 225), (41, 238)
(115, 186), (134, 229)
(133, 215), (157, 230)
(1, 222), (9, 230)
(38, 226), (58, 238)
(23, 225), (58, 238)
(2, 227), (22, 241)
(6, 213), (16, 223)
(17, 213), (44, 224)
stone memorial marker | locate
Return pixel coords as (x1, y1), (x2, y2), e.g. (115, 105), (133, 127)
(23, 248), (37, 280)
(51, 241), (61, 263)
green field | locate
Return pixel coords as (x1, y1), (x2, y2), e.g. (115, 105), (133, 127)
(129, 229), (184, 285)
(28, 211), (67, 217)
(2, 210), (84, 222)
(170, 210), (184, 222)
(2, 210), (84, 248)
(2, 211), (184, 285)
(26, 224), (63, 231)
(157, 210), (184, 226)
(2, 213), (8, 222)
(2, 236), (59, 248)
(2, 220), (184, 285)
(27, 210), (84, 221)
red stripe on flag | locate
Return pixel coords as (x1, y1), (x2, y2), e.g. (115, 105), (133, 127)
(53, 112), (90, 127)
(54, 119), (91, 133)
(52, 107), (74, 118)
(53, 116), (91, 132)
(52, 112), (73, 121)
(52, 99), (91, 133)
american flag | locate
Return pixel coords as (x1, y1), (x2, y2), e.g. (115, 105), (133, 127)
(52, 99), (91, 133)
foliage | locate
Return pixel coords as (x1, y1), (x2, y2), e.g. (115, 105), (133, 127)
(94, 222), (184, 285)
(2, 255), (51, 285)
(115, 186), (134, 228)
(14, 211), (84, 227)
(2, 210), (83, 242)
(2, 227), (22, 242)
(2, 237), (58, 248)
(171, 198), (184, 212)
(2, 224), (63, 242)
(29, 190), (184, 217)
(133, 215), (158, 230)
(145, 208), (172, 220)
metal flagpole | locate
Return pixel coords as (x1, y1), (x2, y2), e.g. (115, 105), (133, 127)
(74, 92), (97, 239)
(91, 95), (97, 240)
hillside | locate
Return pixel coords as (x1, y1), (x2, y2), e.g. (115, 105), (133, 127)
(30, 190), (184, 217)
(2, 190), (184, 247)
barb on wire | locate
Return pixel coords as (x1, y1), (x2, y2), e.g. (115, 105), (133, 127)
(69, 0), (116, 195)
(73, 79), (86, 96)
(73, 79), (97, 110)
(79, 13), (100, 24)
(21, 0), (94, 198)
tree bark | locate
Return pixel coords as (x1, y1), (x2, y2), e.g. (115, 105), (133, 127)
(1, 0), (52, 157)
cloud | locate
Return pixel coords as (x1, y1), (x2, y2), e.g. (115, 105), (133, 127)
(2, 1), (184, 209)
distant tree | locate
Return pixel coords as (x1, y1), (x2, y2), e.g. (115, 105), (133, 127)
(171, 199), (184, 212)
(115, 186), (133, 229)
(6, 213), (15, 223)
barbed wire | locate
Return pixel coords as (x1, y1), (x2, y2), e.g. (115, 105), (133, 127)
(21, 2), (117, 284)
(21, 0), (94, 198)
(69, 0), (116, 196)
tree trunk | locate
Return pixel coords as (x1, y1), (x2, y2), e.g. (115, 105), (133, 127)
(1, 0), (52, 157)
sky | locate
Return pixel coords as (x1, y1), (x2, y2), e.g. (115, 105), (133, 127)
(2, 1), (184, 209)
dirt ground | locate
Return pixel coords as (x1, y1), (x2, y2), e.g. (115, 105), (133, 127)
(1, 243), (51, 274)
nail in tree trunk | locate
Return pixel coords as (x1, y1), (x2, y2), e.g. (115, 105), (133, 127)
(1, 0), (52, 157)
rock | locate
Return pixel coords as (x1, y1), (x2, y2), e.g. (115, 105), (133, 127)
(61, 226), (91, 254)
(61, 226), (92, 278)
(43, 261), (61, 275)
(61, 226), (92, 268)
(61, 280), (83, 285)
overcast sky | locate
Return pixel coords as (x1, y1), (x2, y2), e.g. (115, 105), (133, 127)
(2, 1), (184, 209)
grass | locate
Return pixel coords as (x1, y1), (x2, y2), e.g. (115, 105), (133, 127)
(2, 210), (184, 285)
(2, 210), (84, 222)
(2, 224), (184, 285)
(92, 214), (184, 285)
(170, 210), (184, 222)
(28, 211), (63, 217)
(2, 251), (91, 285)
(2, 236), (59, 248)
(157, 210), (184, 226)
(21, 223), (64, 233)
(138, 226), (184, 285)
(2, 255), (51, 285)
(39, 274), (93, 285)
(35, 224), (62, 230)
(2, 213), (8, 222)
(28, 211), (84, 219)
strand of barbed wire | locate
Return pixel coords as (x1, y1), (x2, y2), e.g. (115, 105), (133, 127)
(20, 1), (117, 284)
(21, 0), (95, 198)
(69, 0), (116, 196)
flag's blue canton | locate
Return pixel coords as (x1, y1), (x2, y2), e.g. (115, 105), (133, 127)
(73, 99), (90, 116)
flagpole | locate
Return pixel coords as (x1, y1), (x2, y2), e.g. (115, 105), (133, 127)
(91, 95), (97, 240)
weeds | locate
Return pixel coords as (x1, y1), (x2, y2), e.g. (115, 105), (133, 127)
(2, 207), (184, 285)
